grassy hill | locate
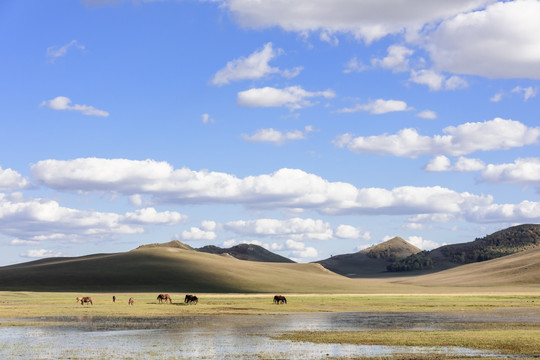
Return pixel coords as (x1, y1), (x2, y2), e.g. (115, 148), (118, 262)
(396, 246), (540, 287)
(0, 244), (368, 293)
(197, 243), (295, 263)
(315, 237), (421, 277)
(387, 224), (540, 273)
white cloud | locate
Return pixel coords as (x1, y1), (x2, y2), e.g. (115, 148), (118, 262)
(409, 70), (468, 91)
(0, 166), (30, 191)
(405, 236), (439, 251)
(481, 158), (540, 187)
(46, 40), (85, 63)
(181, 227), (217, 241)
(40, 96), (109, 117)
(338, 99), (412, 114)
(201, 113), (215, 124)
(241, 126), (314, 145)
(221, 0), (492, 44)
(334, 225), (371, 240)
(224, 218), (333, 241)
(124, 207), (187, 225)
(20, 249), (66, 259)
(424, 155), (485, 172)
(237, 86), (335, 110)
(371, 45), (413, 72)
(416, 110), (437, 119)
(33, 157), (540, 223)
(285, 239), (318, 259)
(336, 118), (540, 158)
(343, 56), (367, 74)
(0, 193), (185, 243)
(511, 86), (538, 101)
(211, 42), (301, 85)
(427, 0), (540, 79)
(490, 92), (504, 102)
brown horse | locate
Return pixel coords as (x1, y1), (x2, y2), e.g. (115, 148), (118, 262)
(157, 294), (172, 303)
(184, 294), (198, 305)
(273, 295), (287, 304)
(128, 297), (134, 306)
(80, 296), (93, 305)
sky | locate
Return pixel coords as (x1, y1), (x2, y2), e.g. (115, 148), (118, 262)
(1, 0), (540, 265)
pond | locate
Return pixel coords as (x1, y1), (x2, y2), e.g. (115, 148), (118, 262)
(0, 312), (521, 359)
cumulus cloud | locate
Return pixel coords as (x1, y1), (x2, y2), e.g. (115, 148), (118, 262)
(20, 249), (66, 259)
(511, 86), (538, 101)
(30, 157), (540, 224)
(424, 155), (485, 172)
(409, 70), (468, 91)
(404, 236), (440, 251)
(371, 45), (414, 72)
(285, 239), (318, 259)
(40, 96), (109, 117)
(220, 0), (492, 44)
(211, 42), (302, 85)
(241, 126), (314, 145)
(46, 40), (85, 63)
(343, 56), (367, 74)
(338, 99), (412, 114)
(0, 193), (185, 243)
(0, 166), (30, 191)
(180, 227), (217, 241)
(334, 225), (371, 240)
(336, 118), (540, 158)
(224, 217), (334, 241)
(201, 113), (215, 124)
(416, 110), (437, 119)
(237, 86), (335, 110)
(481, 158), (540, 188)
(427, 0), (540, 79)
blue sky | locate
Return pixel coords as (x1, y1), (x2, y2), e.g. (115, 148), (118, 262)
(1, 0), (540, 265)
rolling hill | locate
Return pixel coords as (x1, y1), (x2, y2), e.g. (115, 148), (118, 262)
(387, 224), (540, 273)
(315, 237), (421, 277)
(396, 246), (540, 287)
(197, 243), (295, 263)
(0, 243), (364, 293)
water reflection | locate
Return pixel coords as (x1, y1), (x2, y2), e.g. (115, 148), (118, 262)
(0, 313), (515, 359)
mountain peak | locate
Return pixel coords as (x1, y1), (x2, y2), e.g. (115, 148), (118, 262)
(135, 240), (193, 251)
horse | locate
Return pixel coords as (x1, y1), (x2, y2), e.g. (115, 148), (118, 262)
(157, 294), (172, 304)
(76, 296), (83, 303)
(112, 296), (116, 303)
(80, 296), (93, 305)
(273, 295), (287, 304)
(184, 294), (198, 305)
(128, 297), (134, 306)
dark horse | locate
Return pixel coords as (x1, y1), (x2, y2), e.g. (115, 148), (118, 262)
(80, 296), (93, 305)
(184, 294), (198, 305)
(128, 297), (134, 306)
(157, 293), (172, 304)
(273, 295), (287, 304)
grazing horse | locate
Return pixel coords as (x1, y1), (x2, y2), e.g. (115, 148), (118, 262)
(128, 297), (134, 306)
(184, 294), (198, 305)
(80, 296), (93, 305)
(157, 294), (172, 304)
(273, 295), (287, 304)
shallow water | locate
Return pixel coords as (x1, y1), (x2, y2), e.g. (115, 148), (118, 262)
(0, 312), (524, 359)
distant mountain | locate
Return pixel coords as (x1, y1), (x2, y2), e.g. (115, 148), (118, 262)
(397, 246), (540, 287)
(0, 242), (353, 293)
(315, 237), (421, 277)
(136, 240), (194, 251)
(387, 224), (540, 272)
(197, 243), (295, 263)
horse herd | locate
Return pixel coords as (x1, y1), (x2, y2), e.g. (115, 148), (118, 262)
(76, 294), (287, 306)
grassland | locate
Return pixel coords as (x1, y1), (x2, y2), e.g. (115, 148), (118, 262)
(1, 292), (539, 359)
